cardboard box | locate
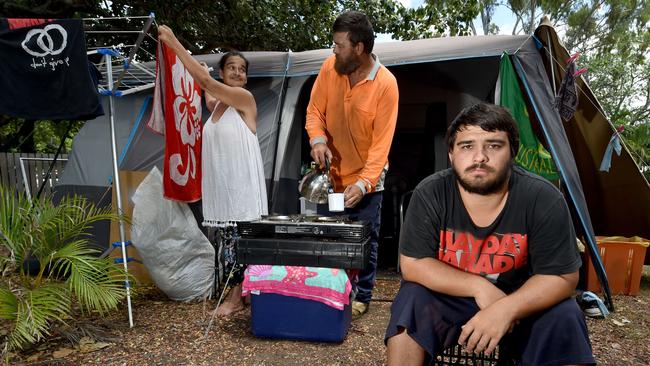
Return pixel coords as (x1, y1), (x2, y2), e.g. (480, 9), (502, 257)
(585, 236), (649, 295)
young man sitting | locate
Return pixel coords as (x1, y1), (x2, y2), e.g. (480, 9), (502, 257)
(385, 103), (595, 366)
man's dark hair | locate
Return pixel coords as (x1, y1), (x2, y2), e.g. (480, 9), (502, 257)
(219, 50), (249, 75)
(333, 11), (374, 54)
(445, 103), (520, 158)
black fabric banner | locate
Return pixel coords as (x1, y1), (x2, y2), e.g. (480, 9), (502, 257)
(0, 18), (103, 120)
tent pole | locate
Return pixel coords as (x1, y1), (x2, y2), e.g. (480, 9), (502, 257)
(545, 29), (557, 96)
(511, 56), (614, 311)
(105, 53), (135, 328)
(268, 52), (291, 210)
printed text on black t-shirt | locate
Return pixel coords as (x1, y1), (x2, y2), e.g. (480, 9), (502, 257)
(438, 230), (528, 275)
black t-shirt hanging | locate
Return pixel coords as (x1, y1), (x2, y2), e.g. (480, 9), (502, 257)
(400, 165), (581, 294)
(0, 18), (103, 120)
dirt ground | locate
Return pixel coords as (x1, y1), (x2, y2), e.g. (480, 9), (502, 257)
(5, 267), (650, 365)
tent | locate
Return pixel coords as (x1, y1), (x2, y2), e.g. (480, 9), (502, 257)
(54, 23), (650, 309)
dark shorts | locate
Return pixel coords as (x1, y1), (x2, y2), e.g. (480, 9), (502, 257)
(384, 281), (596, 366)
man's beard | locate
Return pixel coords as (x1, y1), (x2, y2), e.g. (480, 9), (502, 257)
(334, 54), (361, 75)
(453, 162), (511, 195)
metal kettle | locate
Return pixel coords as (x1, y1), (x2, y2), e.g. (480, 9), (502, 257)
(298, 159), (335, 204)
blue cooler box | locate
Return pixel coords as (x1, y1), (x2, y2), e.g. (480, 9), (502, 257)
(250, 292), (351, 342)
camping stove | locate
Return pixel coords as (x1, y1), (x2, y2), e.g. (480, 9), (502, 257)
(238, 214), (370, 242)
(236, 215), (371, 269)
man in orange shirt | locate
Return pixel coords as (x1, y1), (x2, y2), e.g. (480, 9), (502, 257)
(306, 10), (399, 318)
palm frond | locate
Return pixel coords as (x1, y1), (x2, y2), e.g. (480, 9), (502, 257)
(5, 283), (71, 350)
(58, 195), (127, 239)
(0, 185), (130, 352)
(0, 255), (13, 277)
(0, 286), (17, 320)
(53, 240), (128, 315)
(0, 185), (30, 265)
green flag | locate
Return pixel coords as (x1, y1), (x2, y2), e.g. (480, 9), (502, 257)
(497, 53), (559, 181)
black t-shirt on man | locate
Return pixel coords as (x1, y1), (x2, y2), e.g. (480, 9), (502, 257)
(400, 165), (581, 294)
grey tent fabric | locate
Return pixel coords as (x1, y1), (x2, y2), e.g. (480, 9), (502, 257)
(57, 96), (139, 187)
(269, 76), (311, 213)
(118, 96), (164, 172)
(287, 35), (530, 76)
(189, 35), (532, 78)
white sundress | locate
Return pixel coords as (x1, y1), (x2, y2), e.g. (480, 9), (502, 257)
(201, 103), (268, 226)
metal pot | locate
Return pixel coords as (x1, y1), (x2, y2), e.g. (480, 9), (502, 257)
(298, 159), (335, 204)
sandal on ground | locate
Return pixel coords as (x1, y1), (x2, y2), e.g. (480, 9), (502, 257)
(352, 301), (369, 319)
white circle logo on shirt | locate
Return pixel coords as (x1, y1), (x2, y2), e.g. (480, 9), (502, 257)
(21, 24), (68, 57)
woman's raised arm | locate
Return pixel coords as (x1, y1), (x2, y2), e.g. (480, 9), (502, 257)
(157, 25), (255, 115)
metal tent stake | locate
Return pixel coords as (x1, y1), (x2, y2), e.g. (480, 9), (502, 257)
(104, 51), (134, 328)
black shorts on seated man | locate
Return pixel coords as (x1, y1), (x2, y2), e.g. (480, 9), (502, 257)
(384, 103), (595, 366)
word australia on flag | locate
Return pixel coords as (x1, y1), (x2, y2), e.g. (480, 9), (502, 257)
(0, 18), (102, 120)
(497, 53), (559, 181)
(147, 41), (202, 202)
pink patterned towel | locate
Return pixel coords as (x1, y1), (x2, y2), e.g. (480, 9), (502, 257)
(242, 265), (352, 310)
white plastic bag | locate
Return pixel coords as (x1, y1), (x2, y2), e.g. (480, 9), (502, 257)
(131, 167), (214, 301)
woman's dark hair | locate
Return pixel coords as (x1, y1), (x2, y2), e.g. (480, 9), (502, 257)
(445, 103), (520, 158)
(333, 11), (374, 54)
(219, 51), (249, 74)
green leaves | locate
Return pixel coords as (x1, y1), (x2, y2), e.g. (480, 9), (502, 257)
(0, 287), (18, 321)
(0, 185), (30, 267)
(77, 0), (482, 54)
(382, 0), (480, 40)
(0, 186), (128, 352)
(55, 240), (129, 315)
(2, 283), (71, 352)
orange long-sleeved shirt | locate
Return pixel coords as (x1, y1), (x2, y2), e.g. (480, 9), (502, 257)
(306, 55), (399, 193)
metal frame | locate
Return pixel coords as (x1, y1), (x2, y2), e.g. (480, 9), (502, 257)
(84, 13), (156, 328)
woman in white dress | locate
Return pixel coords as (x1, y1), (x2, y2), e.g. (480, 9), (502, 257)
(159, 25), (268, 315)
